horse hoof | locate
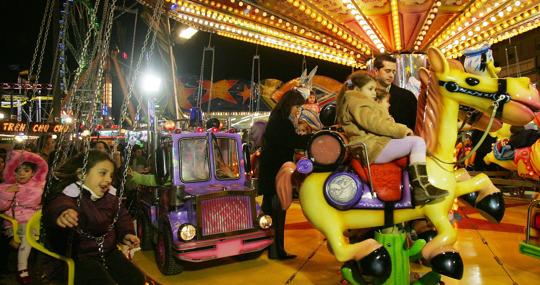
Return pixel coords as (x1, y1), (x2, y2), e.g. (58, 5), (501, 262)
(431, 251), (463, 279)
(358, 247), (391, 280)
(417, 230), (437, 242)
(341, 260), (366, 285)
(475, 192), (505, 223)
(459, 191), (478, 207)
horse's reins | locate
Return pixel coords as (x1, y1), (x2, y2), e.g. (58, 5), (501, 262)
(430, 79), (511, 168)
(458, 105), (481, 132)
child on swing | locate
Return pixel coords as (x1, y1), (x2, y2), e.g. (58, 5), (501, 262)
(43, 150), (145, 285)
(0, 150), (48, 284)
(336, 71), (448, 205)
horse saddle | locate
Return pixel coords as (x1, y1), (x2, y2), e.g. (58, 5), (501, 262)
(351, 157), (408, 202)
(322, 157), (413, 211)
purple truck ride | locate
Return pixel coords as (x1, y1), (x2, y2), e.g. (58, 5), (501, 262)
(136, 130), (273, 275)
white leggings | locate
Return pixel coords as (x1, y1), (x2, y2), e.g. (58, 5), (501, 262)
(374, 136), (426, 165)
(14, 223), (32, 272)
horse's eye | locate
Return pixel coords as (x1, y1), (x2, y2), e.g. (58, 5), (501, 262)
(465, 77), (480, 86)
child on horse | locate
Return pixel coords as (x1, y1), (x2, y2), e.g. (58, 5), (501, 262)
(336, 71), (448, 205)
(0, 150), (48, 284)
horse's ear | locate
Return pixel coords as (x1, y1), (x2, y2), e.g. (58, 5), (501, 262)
(486, 61), (501, 79)
(427, 47), (449, 74)
(419, 68), (430, 85)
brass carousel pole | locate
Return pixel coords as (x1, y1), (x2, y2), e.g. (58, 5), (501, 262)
(166, 16), (182, 120)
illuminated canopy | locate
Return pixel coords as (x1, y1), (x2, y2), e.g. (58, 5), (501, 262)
(138, 0), (540, 67)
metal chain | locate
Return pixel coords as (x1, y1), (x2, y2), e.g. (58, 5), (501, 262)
(17, 0), (59, 157)
(65, 0), (102, 113)
(43, 124), (74, 200)
(69, 0), (164, 264)
(78, 0), (118, 190)
(117, 0), (165, 134)
(45, 0), (103, 183)
(57, 0), (73, 95)
(81, 0), (118, 176)
(114, 0), (165, 215)
(97, 237), (107, 268)
(44, 0), (164, 263)
(85, 2), (116, 128)
(68, 0), (109, 123)
(27, 0), (54, 92)
(115, 0), (165, 196)
(42, 0), (103, 247)
(71, 0), (110, 125)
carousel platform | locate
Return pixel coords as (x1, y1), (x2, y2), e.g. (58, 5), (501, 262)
(133, 197), (540, 285)
(0, 197), (538, 284)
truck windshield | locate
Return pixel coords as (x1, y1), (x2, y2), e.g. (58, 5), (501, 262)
(180, 138), (210, 182)
(212, 137), (240, 180)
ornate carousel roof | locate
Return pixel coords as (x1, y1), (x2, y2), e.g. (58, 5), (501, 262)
(140, 0), (540, 67)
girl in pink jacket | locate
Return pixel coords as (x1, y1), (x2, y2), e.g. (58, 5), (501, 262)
(0, 150), (48, 284)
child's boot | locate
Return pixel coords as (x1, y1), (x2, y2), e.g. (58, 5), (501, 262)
(408, 163), (449, 205)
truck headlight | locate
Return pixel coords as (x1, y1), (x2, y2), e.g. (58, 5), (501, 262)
(177, 224), (197, 241)
(258, 215), (272, 229)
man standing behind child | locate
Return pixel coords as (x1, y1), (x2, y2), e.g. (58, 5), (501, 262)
(372, 54), (418, 130)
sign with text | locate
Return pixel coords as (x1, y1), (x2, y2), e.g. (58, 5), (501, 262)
(0, 121), (69, 134)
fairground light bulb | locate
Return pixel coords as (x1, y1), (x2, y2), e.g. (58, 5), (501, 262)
(140, 73), (162, 95)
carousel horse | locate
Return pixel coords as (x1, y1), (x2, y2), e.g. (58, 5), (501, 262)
(276, 47), (540, 280)
(484, 124), (540, 180)
(485, 138), (540, 180)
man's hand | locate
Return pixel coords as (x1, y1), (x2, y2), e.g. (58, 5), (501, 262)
(56, 209), (79, 228)
(122, 234), (140, 249)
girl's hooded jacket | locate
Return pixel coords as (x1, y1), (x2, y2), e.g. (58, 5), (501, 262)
(337, 90), (410, 162)
(0, 151), (48, 224)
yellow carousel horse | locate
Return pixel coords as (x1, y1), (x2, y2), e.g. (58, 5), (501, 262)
(276, 47), (540, 280)
(484, 123), (540, 179)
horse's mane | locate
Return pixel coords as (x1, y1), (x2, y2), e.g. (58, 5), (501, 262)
(415, 60), (464, 153)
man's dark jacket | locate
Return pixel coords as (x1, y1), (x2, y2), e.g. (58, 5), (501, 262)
(389, 84), (417, 130)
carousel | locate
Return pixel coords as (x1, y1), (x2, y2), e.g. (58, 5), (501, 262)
(1, 0), (540, 285)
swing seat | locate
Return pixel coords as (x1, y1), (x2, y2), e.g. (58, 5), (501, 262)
(0, 213), (21, 245)
(26, 210), (75, 285)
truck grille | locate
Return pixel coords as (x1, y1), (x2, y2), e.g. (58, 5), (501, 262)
(200, 195), (253, 236)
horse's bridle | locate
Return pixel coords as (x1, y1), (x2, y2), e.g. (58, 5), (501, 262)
(430, 79), (511, 167)
(438, 79), (511, 117)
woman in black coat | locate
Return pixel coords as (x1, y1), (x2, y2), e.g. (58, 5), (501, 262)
(259, 89), (311, 260)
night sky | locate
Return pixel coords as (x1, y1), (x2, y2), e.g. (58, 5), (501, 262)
(0, 1), (52, 82)
(170, 29), (353, 82)
(0, 1), (351, 84)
